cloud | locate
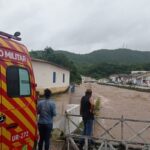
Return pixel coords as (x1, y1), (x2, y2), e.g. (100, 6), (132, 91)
(0, 0), (150, 53)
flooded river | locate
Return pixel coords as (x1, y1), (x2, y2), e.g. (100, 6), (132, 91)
(53, 83), (150, 142)
(55, 83), (150, 119)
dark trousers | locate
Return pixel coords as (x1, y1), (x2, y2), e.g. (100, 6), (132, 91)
(38, 123), (52, 150)
(83, 119), (93, 136)
(80, 119), (94, 147)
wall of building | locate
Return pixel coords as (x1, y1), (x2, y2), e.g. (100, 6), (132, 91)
(32, 60), (70, 94)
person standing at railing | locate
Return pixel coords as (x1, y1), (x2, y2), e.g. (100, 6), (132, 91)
(37, 89), (56, 150)
(79, 89), (95, 148)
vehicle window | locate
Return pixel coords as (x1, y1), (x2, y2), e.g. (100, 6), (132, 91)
(7, 67), (19, 97)
(6, 66), (31, 97)
(19, 68), (30, 96)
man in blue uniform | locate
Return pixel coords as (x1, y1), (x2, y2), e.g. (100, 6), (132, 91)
(37, 89), (56, 150)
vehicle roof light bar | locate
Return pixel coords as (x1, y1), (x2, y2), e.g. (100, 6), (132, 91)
(0, 31), (21, 41)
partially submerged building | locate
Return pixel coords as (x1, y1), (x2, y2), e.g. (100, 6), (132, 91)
(134, 72), (150, 87)
(109, 71), (150, 87)
(31, 58), (70, 95)
(109, 74), (130, 84)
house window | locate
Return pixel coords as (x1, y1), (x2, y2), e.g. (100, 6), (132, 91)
(53, 72), (56, 83)
(6, 66), (31, 97)
(63, 73), (65, 83)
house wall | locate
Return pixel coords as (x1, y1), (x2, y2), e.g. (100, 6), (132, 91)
(32, 60), (70, 94)
(110, 76), (117, 82)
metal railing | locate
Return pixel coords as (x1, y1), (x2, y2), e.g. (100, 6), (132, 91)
(65, 113), (150, 150)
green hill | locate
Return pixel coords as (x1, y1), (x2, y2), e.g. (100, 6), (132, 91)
(55, 48), (150, 79)
(30, 48), (150, 80)
(55, 48), (150, 65)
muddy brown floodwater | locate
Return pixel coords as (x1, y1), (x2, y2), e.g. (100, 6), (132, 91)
(91, 83), (150, 119)
(55, 82), (150, 119)
(53, 83), (150, 142)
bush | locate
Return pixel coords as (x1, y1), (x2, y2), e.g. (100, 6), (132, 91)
(94, 98), (101, 116)
(51, 128), (64, 140)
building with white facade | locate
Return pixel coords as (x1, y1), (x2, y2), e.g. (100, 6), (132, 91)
(135, 72), (150, 87)
(81, 76), (97, 83)
(98, 78), (109, 83)
(131, 71), (149, 74)
(31, 58), (70, 95)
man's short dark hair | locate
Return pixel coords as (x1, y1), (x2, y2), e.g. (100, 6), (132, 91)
(44, 89), (51, 99)
(85, 89), (92, 96)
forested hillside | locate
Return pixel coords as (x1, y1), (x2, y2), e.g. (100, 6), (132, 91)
(56, 49), (150, 65)
(55, 48), (150, 78)
(30, 48), (150, 81)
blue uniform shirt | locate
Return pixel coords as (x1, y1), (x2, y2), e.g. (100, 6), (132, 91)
(37, 99), (56, 124)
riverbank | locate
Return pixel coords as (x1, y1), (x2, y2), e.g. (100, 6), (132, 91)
(99, 82), (150, 92)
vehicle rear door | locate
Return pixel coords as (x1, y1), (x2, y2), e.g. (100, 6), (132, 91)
(0, 65), (4, 150)
(1, 63), (33, 150)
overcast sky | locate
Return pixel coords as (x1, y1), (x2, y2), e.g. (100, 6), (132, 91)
(0, 0), (150, 54)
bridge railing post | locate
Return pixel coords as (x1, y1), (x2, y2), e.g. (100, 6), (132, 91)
(84, 137), (88, 150)
(121, 115), (124, 140)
